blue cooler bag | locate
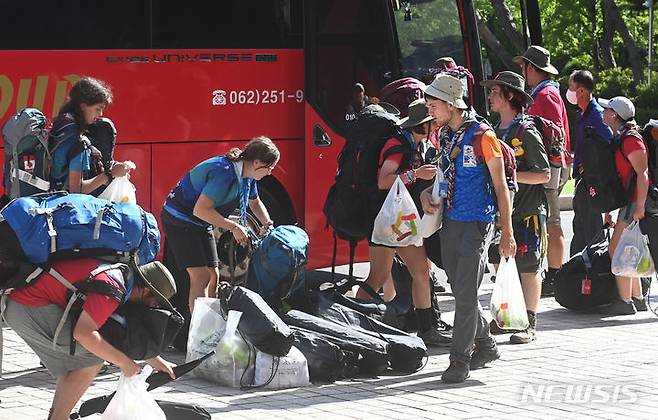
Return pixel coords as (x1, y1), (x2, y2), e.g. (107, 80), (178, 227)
(248, 225), (308, 306)
(0, 192), (160, 264)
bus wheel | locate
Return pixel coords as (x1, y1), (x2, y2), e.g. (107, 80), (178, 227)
(257, 177), (297, 226)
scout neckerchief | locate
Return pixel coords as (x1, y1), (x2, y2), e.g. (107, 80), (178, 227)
(495, 114), (525, 143)
(440, 115), (475, 208)
(529, 79), (559, 99)
(233, 161), (251, 226)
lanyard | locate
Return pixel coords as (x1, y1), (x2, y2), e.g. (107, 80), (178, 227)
(495, 115), (525, 142)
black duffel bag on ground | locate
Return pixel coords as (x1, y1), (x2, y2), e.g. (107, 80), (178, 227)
(98, 303), (184, 360)
(291, 327), (358, 383)
(554, 230), (617, 310)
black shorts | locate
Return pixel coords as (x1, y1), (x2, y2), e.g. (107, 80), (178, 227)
(161, 209), (219, 269)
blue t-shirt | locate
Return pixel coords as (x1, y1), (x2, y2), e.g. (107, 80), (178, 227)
(50, 115), (93, 191)
(573, 98), (613, 173)
(164, 156), (258, 225)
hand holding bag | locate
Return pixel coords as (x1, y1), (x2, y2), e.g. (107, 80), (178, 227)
(99, 175), (137, 204)
(371, 176), (423, 247)
(418, 169), (443, 238)
(611, 220), (656, 277)
(101, 365), (166, 420)
(490, 257), (529, 330)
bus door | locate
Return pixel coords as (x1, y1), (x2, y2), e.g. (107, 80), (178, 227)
(303, 0), (399, 268)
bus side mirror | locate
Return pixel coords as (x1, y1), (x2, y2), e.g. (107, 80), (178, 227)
(313, 124), (331, 147)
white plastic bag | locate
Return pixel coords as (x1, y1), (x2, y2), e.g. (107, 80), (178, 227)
(98, 175), (137, 204)
(490, 257), (529, 330)
(611, 220), (656, 277)
(186, 297), (226, 364)
(418, 170), (443, 238)
(101, 365), (165, 420)
(254, 346), (310, 389)
(371, 176), (423, 247)
(211, 310), (254, 387)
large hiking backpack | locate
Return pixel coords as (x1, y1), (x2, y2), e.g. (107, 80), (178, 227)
(642, 121), (658, 214)
(86, 117), (117, 173)
(247, 225), (308, 308)
(0, 192), (160, 265)
(516, 115), (566, 169)
(323, 107), (410, 279)
(2, 108), (51, 199)
(379, 77), (425, 118)
(581, 127), (636, 213)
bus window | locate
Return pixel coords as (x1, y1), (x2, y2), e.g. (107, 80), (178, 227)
(306, 0), (398, 133)
(0, 1), (149, 50)
(393, 0), (466, 82)
(151, 0), (302, 49)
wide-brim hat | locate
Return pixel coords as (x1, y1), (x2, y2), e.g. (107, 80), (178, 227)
(398, 99), (434, 129)
(513, 45), (559, 75)
(480, 71), (534, 105)
(424, 74), (468, 109)
(136, 261), (177, 308)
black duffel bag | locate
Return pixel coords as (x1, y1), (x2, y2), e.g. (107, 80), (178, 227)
(220, 286), (294, 356)
(291, 327), (357, 383)
(554, 231), (617, 310)
(98, 303), (184, 360)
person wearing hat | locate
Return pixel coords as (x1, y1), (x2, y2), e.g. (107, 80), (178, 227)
(514, 45), (572, 297)
(355, 100), (453, 347)
(566, 70), (612, 256)
(599, 96), (650, 315)
(420, 74), (516, 383)
(481, 71), (550, 344)
(1, 258), (178, 420)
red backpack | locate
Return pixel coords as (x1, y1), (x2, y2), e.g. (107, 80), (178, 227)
(516, 115), (566, 168)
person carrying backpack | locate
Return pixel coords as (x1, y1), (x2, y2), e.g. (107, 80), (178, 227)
(353, 100), (451, 347)
(420, 74), (516, 383)
(598, 97), (651, 315)
(482, 72), (551, 344)
(161, 136), (278, 314)
(1, 258), (177, 420)
(514, 45), (571, 297)
(49, 77), (133, 194)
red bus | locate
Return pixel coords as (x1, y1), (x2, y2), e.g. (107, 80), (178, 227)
(0, 0), (486, 270)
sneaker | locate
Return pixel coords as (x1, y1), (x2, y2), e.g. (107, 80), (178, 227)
(442, 360), (470, 383)
(418, 327), (452, 347)
(430, 271), (446, 293)
(470, 343), (501, 370)
(540, 271), (556, 297)
(601, 299), (637, 316)
(632, 296), (648, 312)
(489, 319), (521, 335)
(435, 319), (453, 333)
(510, 312), (537, 345)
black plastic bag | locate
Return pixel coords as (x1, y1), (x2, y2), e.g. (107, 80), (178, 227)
(99, 303), (184, 360)
(221, 286), (293, 356)
(291, 327), (352, 383)
(312, 294), (427, 373)
(283, 310), (389, 374)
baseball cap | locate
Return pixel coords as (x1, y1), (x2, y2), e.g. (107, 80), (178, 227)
(598, 96), (635, 121)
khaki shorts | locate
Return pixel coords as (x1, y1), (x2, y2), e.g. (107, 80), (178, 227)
(544, 164), (571, 227)
(2, 298), (102, 377)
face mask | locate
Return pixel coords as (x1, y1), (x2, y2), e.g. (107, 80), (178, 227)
(566, 89), (578, 105)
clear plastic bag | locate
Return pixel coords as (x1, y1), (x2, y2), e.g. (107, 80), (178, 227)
(254, 346), (310, 389)
(611, 220), (656, 277)
(371, 176), (423, 247)
(98, 175), (137, 204)
(419, 169), (443, 238)
(186, 298), (226, 364)
(101, 365), (165, 420)
(490, 257), (529, 330)
(212, 310), (254, 387)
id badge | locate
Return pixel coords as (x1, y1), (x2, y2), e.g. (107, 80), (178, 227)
(438, 180), (449, 198)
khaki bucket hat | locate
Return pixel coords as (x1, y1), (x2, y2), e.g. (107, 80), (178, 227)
(424, 74), (468, 109)
(513, 45), (559, 75)
(398, 99), (434, 129)
(480, 71), (534, 105)
(136, 261), (177, 307)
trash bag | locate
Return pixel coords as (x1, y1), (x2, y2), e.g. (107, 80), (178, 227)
(101, 365), (166, 420)
(283, 310), (389, 375)
(213, 310), (254, 387)
(371, 176), (423, 247)
(254, 346), (310, 389)
(221, 286), (293, 356)
(312, 294), (427, 373)
(418, 169), (443, 238)
(98, 175), (137, 204)
(290, 327), (354, 383)
(490, 257), (529, 330)
(611, 220), (656, 277)
(186, 298), (226, 364)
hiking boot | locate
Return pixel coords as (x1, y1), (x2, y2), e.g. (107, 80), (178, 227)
(470, 343), (501, 370)
(489, 319), (521, 335)
(441, 360), (470, 383)
(510, 312), (537, 345)
(540, 270), (556, 297)
(632, 296), (648, 312)
(601, 299), (637, 316)
(418, 327), (452, 347)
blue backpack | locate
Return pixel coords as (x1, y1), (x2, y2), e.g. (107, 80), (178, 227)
(247, 225), (308, 307)
(0, 192), (160, 265)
